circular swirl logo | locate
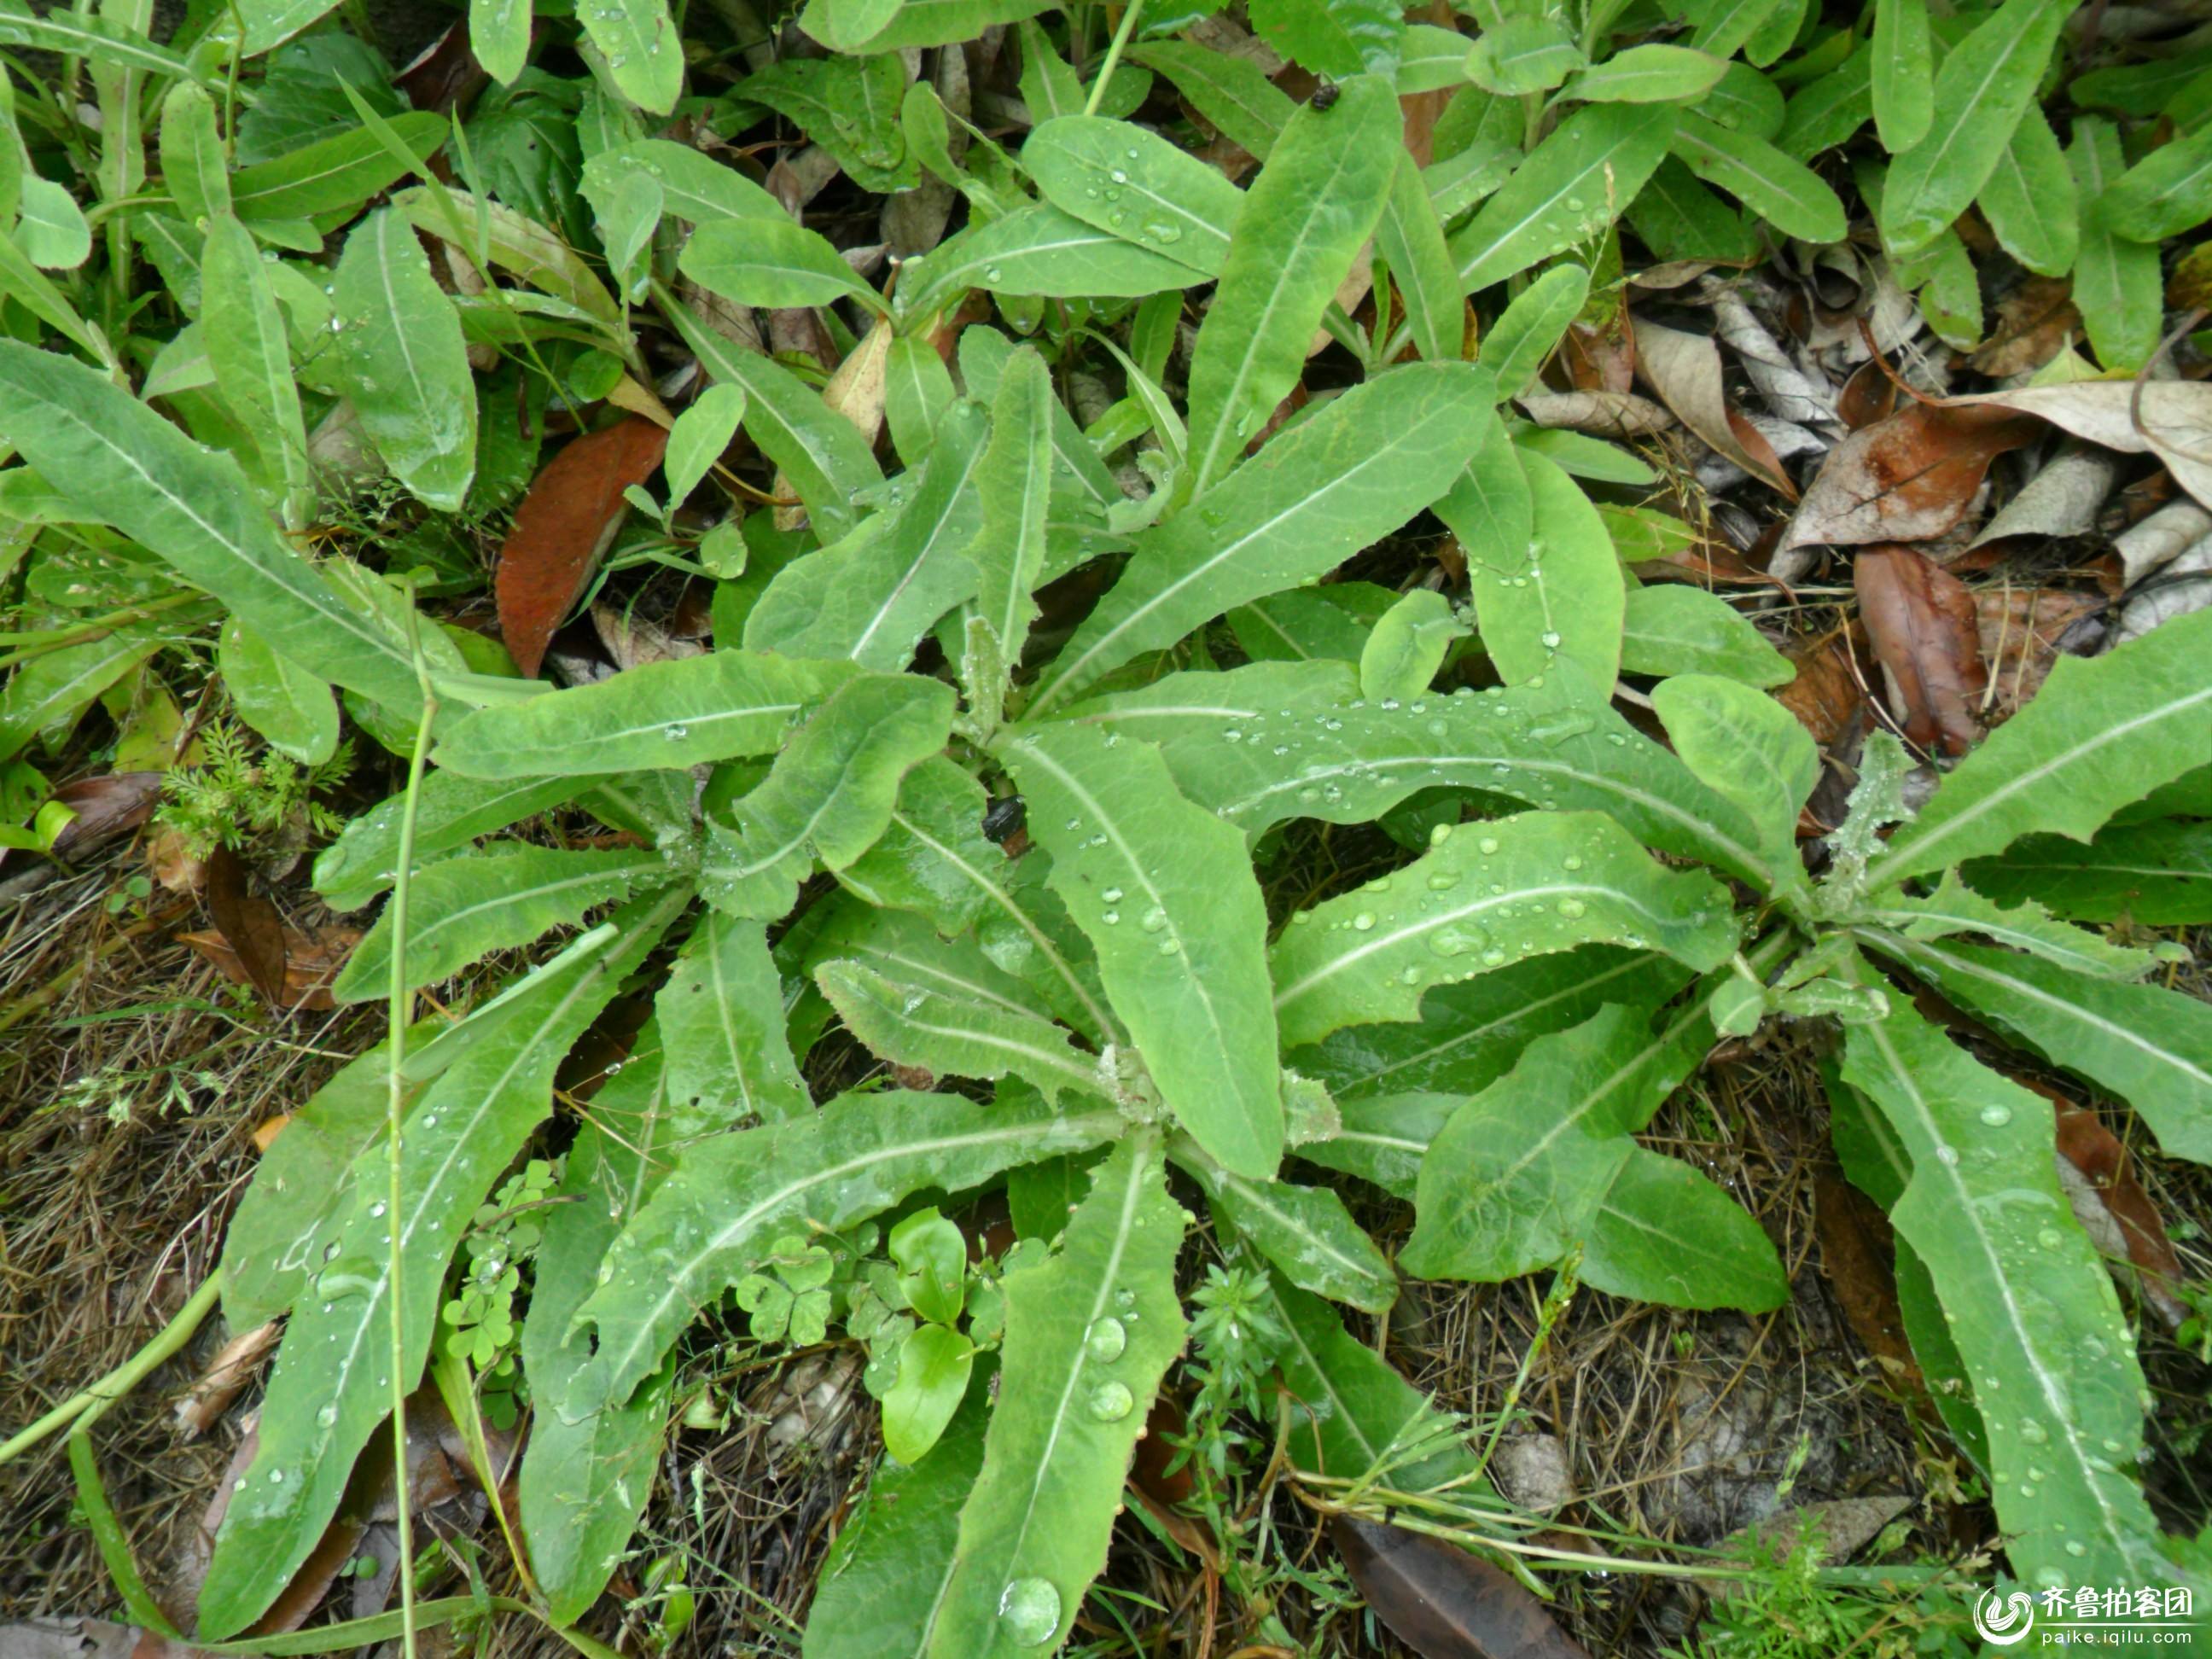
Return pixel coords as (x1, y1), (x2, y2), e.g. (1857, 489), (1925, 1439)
(1974, 1590), (2039, 1646)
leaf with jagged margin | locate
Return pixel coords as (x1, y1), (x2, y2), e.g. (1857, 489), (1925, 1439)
(333, 846), (671, 1001)
(203, 213), (312, 527)
(571, 1091), (1124, 1414)
(1377, 150), (1464, 364)
(1622, 586), (1795, 688)
(1072, 661), (1773, 887)
(802, 901), (1060, 1036)
(660, 289), (884, 541)
(1024, 115), (1245, 277)
(661, 911), (809, 1129)
(745, 404), (987, 669)
(701, 675), (955, 919)
(1464, 450), (1622, 688)
(196, 890), (687, 1639)
(1862, 932), (2212, 1166)
(1185, 73), (1399, 493)
(1173, 1141), (1395, 1311)
(898, 203), (1213, 321)
(800, 1370), (991, 1659)
(519, 1027), (678, 1627)
(922, 1138), (1185, 1657)
(1860, 872), (2163, 981)
(0, 343), (429, 720)
(957, 328), (1120, 514)
(391, 188), (617, 327)
(435, 651), (857, 779)
(1582, 1145), (1789, 1311)
(1297, 1093), (1452, 1199)
(818, 958), (1105, 1105)
(1405, 1001), (1704, 1280)
(1271, 812), (1736, 1048)
(969, 346), (1053, 688)
(1964, 821), (2212, 925)
(835, 757), (998, 937)
(1838, 977), (2171, 1594)
(1651, 672), (1818, 890)
(1452, 103), (1673, 293)
(1291, 946), (1691, 1105)
(998, 722), (1283, 1179)
(330, 207), (477, 514)
(1259, 1273), (1479, 1491)
(1031, 365), (1501, 714)
(1866, 608), (2212, 890)
(314, 774), (586, 911)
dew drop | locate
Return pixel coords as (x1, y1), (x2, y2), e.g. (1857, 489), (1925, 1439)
(1102, 887), (1124, 904)
(1086, 1318), (1127, 1361)
(998, 1579), (1060, 1648)
(1351, 912), (1375, 931)
(1477, 836), (1499, 855)
(1977, 1103), (2012, 1126)
(665, 724), (690, 741)
(316, 1405), (338, 1427)
(1089, 1380), (1134, 1421)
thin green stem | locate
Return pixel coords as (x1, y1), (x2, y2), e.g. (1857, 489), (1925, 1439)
(0, 1268), (224, 1464)
(1084, 0), (1144, 116)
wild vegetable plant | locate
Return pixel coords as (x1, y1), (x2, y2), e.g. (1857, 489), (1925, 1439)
(3, 0), (2212, 1648)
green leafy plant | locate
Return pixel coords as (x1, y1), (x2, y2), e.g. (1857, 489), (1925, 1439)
(4, 0), (2211, 1650)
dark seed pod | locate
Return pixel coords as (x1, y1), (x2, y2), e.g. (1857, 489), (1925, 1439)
(981, 795), (1027, 843)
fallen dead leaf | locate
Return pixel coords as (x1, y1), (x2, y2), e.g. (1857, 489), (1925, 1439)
(1787, 403), (2041, 550)
(1837, 358), (1899, 430)
(1968, 277), (2081, 379)
(2052, 1099), (2191, 1329)
(173, 1319), (282, 1438)
(1514, 389), (1674, 438)
(45, 772), (165, 862)
(1333, 1516), (1592, 1659)
(1856, 545), (1987, 756)
(1975, 585), (2102, 719)
(1813, 1167), (1922, 1390)
(178, 921), (360, 1011)
(496, 416), (670, 678)
(1970, 445), (2121, 550)
(205, 846), (288, 1006)
(1773, 626), (1868, 748)
(1941, 381), (2212, 516)
(1635, 320), (1798, 497)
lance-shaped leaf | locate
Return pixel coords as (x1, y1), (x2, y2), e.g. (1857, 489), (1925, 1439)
(1454, 450), (1621, 687)
(1024, 114), (1244, 276)
(393, 187), (615, 325)
(519, 1031), (679, 1626)
(702, 675), (955, 918)
(1377, 150), (1464, 365)
(315, 773), (586, 911)
(1292, 946), (1691, 1106)
(196, 893), (684, 1639)
(1871, 0), (1933, 150)
(1131, 40), (1294, 159)
(203, 213), (312, 527)
(1838, 983), (2169, 1592)
(899, 204), (1211, 318)
(233, 115), (449, 222)
(1651, 673), (1817, 888)
(435, 650), (856, 778)
(1032, 364), (1499, 713)
(1622, 586), (1795, 689)
(680, 217), (888, 313)
(1173, 1141), (1396, 1312)
(661, 292), (883, 540)
(219, 615), (339, 766)
(1878, 0), (2073, 255)
(1582, 1144), (1789, 1310)
(0, 343), (428, 719)
(923, 1138), (1186, 1657)
(818, 958), (1106, 1104)
(333, 846), (669, 1001)
(1670, 113), (1848, 243)
(577, 0), (683, 114)
(746, 404), (987, 669)
(0, 614), (179, 763)
(1979, 106), (2077, 277)
(573, 1091), (1124, 1412)
(2069, 119), (2162, 375)
(1270, 812), (1737, 1047)
(331, 207), (477, 513)
(1185, 73), (1400, 492)
(1963, 821), (2212, 925)
(800, 902), (1058, 1033)
(836, 757), (999, 937)
(1866, 608), (2212, 890)
(970, 347), (1053, 681)
(1865, 933), (2212, 1165)
(661, 911), (809, 1128)
(1858, 873), (2162, 981)
(998, 722), (1283, 1178)
(802, 1372), (991, 1659)
(1480, 264), (1590, 399)
(1075, 662), (1771, 884)
(1452, 104), (1673, 293)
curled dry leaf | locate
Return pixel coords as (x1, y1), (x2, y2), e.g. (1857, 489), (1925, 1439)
(1514, 389), (1674, 438)
(1635, 320), (1797, 497)
(1967, 277), (2081, 380)
(1856, 545), (1987, 757)
(46, 771), (165, 861)
(1787, 404), (2041, 550)
(1941, 381), (2212, 515)
(174, 1319), (282, 1438)
(1974, 586), (2102, 720)
(2113, 500), (2212, 588)
(1332, 1516), (1592, 1659)
(1837, 359), (1900, 431)
(496, 415), (671, 678)
(1813, 1167), (1922, 1389)
(1773, 626), (1869, 748)
(204, 846), (288, 1006)
(2051, 1098), (2191, 1329)
(1970, 445), (2121, 550)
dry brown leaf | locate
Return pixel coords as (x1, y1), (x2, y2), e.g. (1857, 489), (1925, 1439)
(205, 845), (288, 1005)
(1974, 585), (2101, 719)
(823, 315), (894, 450)
(1968, 277), (2081, 379)
(1333, 1516), (1592, 1658)
(1813, 1168), (1921, 1389)
(174, 1319), (281, 1438)
(1970, 446), (2121, 550)
(1634, 319), (1797, 496)
(1856, 545), (1987, 756)
(46, 771), (164, 861)
(178, 921), (359, 1011)
(1514, 389), (1674, 438)
(1773, 626), (1868, 747)
(1837, 358), (1900, 430)
(2052, 1100), (2191, 1329)
(496, 416), (671, 677)
(1941, 381), (2212, 515)
(1787, 404), (2041, 550)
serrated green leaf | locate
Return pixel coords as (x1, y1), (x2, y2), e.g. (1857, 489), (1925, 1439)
(1453, 103), (1672, 292)
(661, 911), (809, 1127)
(333, 207), (478, 513)
(1877, 0), (2073, 255)
(1838, 981), (2168, 1593)
(1978, 105), (2077, 277)
(2068, 119), (2163, 373)
(998, 722), (1283, 1177)
(1174, 1141), (1396, 1311)
(1185, 74), (1398, 492)
(1033, 363), (1499, 713)
(1860, 872), (2161, 981)
(1865, 933), (2212, 1165)
(1671, 112), (1847, 242)
(1866, 608), (2212, 890)
(1458, 449), (1622, 687)
(1566, 44), (1728, 103)
(197, 894), (684, 1639)
(1650, 672), (1815, 883)
(818, 957), (1105, 1103)
(573, 1089), (1122, 1413)
(1622, 585), (1794, 687)
(1270, 810), (1737, 1047)
(202, 213), (312, 527)
(680, 217), (887, 312)
(1963, 821), (2212, 924)
(218, 615), (338, 765)
(1024, 114), (1244, 276)
(923, 1137), (1185, 1657)
(1870, 0), (1933, 151)
(702, 675), (955, 917)
(434, 650), (855, 778)
(315, 772), (586, 911)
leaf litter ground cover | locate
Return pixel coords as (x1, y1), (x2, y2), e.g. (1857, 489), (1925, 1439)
(3, 0), (2212, 1654)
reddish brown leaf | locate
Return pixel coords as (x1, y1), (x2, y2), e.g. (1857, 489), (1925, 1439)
(1968, 278), (2081, 380)
(46, 771), (165, 861)
(2052, 1101), (2190, 1329)
(205, 846), (288, 1005)
(1334, 1517), (1591, 1658)
(1560, 314), (1635, 395)
(1973, 586), (2102, 721)
(1636, 321), (1797, 498)
(1854, 546), (1987, 756)
(1813, 1169), (1921, 1388)
(179, 921), (359, 1010)
(1773, 626), (1868, 748)
(1837, 359), (1899, 431)
(1788, 404), (2042, 550)
(497, 416), (669, 677)
(394, 20), (490, 115)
